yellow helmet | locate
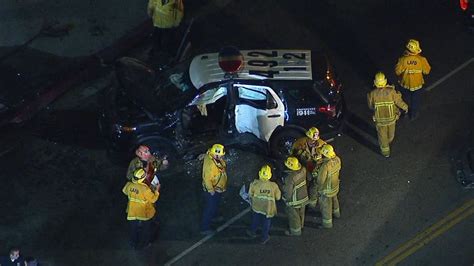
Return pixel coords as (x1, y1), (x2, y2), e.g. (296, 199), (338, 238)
(209, 144), (225, 157)
(321, 144), (336, 158)
(259, 165), (272, 180)
(374, 72), (387, 88)
(306, 127), (320, 140)
(406, 39), (422, 54)
(133, 168), (146, 183)
(285, 157), (302, 171)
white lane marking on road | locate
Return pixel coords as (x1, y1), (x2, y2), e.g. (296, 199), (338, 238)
(164, 207), (251, 266)
(426, 57), (474, 91)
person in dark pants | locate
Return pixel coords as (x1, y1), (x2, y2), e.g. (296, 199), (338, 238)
(147, 0), (184, 63)
(129, 219), (156, 249)
(246, 165), (281, 244)
(395, 39), (431, 120)
(122, 168), (160, 249)
(201, 191), (223, 232)
(200, 144), (228, 235)
(400, 88), (423, 119)
(0, 247), (24, 266)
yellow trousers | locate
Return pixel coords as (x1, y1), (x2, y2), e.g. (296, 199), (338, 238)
(286, 205), (306, 234)
(307, 180), (318, 208)
(375, 123), (396, 156)
(319, 195), (340, 228)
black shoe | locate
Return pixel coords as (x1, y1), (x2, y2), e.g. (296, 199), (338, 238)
(246, 229), (257, 238)
(129, 241), (139, 250)
(260, 237), (270, 244)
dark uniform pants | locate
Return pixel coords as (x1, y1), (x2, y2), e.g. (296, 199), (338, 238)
(129, 218), (156, 248)
(319, 195), (340, 228)
(308, 182), (318, 208)
(286, 205), (306, 235)
(201, 191), (222, 231)
(250, 211), (272, 241)
(401, 88), (423, 119)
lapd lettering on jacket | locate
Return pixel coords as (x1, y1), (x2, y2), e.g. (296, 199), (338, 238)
(260, 189), (271, 194)
(407, 60), (417, 65)
(130, 187), (139, 194)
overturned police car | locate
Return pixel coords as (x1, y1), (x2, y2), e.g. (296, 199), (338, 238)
(99, 48), (345, 162)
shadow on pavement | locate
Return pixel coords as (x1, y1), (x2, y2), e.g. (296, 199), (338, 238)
(27, 109), (104, 150)
(277, 0), (380, 85)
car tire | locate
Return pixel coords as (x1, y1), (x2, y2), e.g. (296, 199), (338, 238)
(269, 128), (305, 159)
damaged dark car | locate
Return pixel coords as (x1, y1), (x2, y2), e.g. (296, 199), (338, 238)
(99, 49), (346, 163)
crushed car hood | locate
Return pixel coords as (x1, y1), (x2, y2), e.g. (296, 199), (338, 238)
(114, 57), (196, 116)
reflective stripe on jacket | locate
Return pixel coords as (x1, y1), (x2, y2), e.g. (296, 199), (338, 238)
(202, 153), (227, 193)
(316, 156), (341, 197)
(147, 0), (184, 28)
(291, 137), (326, 163)
(283, 168), (309, 207)
(367, 86), (408, 125)
(249, 179), (281, 218)
(122, 182), (159, 221)
(395, 51), (431, 91)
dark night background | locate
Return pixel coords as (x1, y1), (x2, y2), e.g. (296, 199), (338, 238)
(0, 0), (473, 265)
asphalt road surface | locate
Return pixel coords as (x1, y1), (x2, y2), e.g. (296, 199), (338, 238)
(0, 0), (473, 265)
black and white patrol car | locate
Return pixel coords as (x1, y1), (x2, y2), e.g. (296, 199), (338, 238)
(99, 48), (345, 162)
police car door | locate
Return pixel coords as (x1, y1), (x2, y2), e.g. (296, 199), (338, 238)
(234, 84), (284, 142)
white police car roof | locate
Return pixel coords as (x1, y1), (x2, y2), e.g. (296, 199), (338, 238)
(189, 49), (313, 89)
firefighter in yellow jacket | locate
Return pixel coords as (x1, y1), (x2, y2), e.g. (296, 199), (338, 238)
(200, 144), (228, 234)
(126, 145), (168, 187)
(122, 168), (160, 249)
(147, 0), (184, 60)
(316, 144), (341, 229)
(368, 72), (408, 157)
(282, 157), (309, 236)
(292, 127), (326, 207)
(291, 127), (327, 172)
(246, 165), (281, 244)
(395, 39), (431, 120)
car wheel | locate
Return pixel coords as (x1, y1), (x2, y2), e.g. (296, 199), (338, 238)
(270, 128), (305, 159)
(141, 137), (180, 172)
